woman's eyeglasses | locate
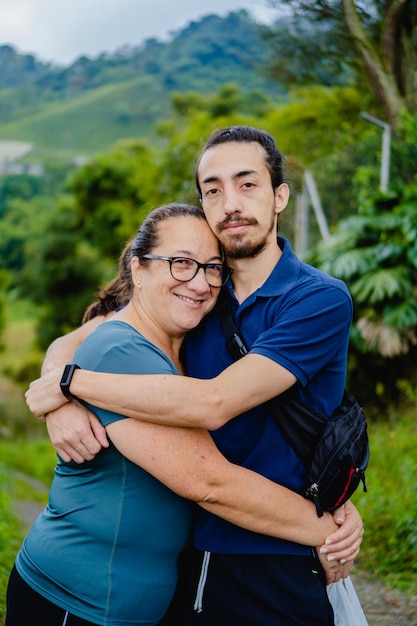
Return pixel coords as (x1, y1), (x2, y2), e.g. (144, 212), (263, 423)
(140, 254), (233, 287)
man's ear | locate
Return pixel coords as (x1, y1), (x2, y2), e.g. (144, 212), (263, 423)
(274, 182), (290, 216)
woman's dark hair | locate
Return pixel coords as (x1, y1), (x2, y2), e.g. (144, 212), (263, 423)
(82, 239), (134, 323)
(130, 202), (206, 261)
(195, 125), (285, 198)
(82, 203), (206, 323)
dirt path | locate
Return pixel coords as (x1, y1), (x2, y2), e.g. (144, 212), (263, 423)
(12, 473), (417, 625)
(352, 571), (417, 625)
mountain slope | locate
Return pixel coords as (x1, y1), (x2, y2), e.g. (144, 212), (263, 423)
(0, 76), (172, 158)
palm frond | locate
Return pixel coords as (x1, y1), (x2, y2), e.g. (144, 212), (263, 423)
(351, 267), (411, 304)
(384, 301), (417, 328)
(329, 248), (377, 279)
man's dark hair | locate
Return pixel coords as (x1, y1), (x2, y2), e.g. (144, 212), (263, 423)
(195, 126), (285, 197)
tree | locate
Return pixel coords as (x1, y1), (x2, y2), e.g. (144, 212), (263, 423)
(22, 197), (110, 349)
(266, 84), (368, 164)
(67, 139), (159, 259)
(18, 139), (162, 346)
(266, 0), (417, 124)
(155, 85), (268, 204)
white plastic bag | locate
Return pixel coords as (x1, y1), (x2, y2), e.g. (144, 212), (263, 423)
(327, 577), (368, 626)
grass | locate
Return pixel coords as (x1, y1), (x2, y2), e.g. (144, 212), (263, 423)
(0, 297), (44, 439)
(0, 300), (54, 624)
(0, 438), (55, 625)
(353, 408), (417, 591)
(0, 438), (56, 486)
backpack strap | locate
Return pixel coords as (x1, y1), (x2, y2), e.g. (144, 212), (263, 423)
(219, 295), (325, 466)
(219, 293), (249, 360)
(218, 292), (369, 516)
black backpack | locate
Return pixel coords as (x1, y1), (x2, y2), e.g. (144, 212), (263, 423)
(220, 298), (369, 517)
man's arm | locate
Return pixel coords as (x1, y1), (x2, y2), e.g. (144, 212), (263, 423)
(27, 352), (296, 428)
(41, 317), (105, 374)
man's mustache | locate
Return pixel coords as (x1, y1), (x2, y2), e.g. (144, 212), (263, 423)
(217, 216), (258, 232)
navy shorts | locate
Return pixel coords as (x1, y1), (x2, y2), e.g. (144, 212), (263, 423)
(161, 545), (335, 626)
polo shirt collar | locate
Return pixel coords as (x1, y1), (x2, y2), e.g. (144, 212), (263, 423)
(226, 237), (301, 303)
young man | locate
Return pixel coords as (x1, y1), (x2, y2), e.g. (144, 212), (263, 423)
(26, 126), (364, 625)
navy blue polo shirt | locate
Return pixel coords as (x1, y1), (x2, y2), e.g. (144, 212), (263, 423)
(185, 237), (353, 555)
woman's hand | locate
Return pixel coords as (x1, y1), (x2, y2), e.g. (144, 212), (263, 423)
(45, 401), (109, 463)
(319, 500), (364, 565)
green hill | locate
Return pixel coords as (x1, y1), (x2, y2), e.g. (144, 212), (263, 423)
(0, 11), (283, 161)
(0, 76), (172, 160)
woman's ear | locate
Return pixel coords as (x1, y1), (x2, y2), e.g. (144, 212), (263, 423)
(131, 256), (142, 286)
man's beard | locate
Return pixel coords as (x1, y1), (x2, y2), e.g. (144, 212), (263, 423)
(216, 213), (276, 259)
(223, 237), (267, 259)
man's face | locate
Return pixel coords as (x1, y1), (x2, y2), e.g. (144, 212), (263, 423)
(197, 141), (288, 259)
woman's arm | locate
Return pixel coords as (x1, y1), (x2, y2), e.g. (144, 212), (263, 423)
(105, 414), (362, 563)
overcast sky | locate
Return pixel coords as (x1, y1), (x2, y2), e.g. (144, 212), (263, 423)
(0, 0), (277, 65)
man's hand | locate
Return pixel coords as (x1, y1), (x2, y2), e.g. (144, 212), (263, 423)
(318, 551), (353, 584)
(319, 500), (364, 566)
(46, 402), (109, 463)
(25, 366), (68, 417)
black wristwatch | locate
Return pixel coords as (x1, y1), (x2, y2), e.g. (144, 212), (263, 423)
(60, 363), (80, 400)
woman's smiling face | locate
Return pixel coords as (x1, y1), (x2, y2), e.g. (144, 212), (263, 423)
(133, 215), (222, 336)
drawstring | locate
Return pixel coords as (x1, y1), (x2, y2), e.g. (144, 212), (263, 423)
(62, 612), (69, 626)
(193, 551), (211, 613)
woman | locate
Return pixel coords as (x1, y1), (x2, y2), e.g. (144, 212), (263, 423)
(8, 204), (351, 626)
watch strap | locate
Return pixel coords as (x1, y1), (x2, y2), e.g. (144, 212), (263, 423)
(60, 363), (80, 400)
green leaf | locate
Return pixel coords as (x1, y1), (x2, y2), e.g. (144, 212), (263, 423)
(330, 248), (377, 279)
(384, 301), (417, 328)
(351, 267), (411, 304)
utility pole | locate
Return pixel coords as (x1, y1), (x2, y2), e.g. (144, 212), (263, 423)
(360, 112), (391, 192)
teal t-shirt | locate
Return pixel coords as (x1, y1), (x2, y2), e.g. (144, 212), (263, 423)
(16, 321), (193, 626)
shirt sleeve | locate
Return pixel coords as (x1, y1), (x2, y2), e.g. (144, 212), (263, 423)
(74, 323), (177, 427)
(250, 281), (352, 386)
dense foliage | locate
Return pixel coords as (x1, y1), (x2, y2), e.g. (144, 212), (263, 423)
(266, 0), (417, 124)
(307, 113), (417, 405)
(2, 79), (416, 386)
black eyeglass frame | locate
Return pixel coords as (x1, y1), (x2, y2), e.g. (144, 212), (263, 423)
(140, 254), (233, 287)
